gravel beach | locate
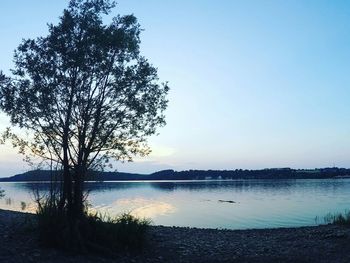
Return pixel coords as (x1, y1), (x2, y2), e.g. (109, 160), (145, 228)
(0, 209), (349, 263)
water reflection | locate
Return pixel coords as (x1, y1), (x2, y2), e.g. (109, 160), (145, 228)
(147, 179), (346, 193)
(0, 179), (349, 229)
(14, 179), (347, 194)
(93, 197), (176, 219)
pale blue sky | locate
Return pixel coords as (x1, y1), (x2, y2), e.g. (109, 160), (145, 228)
(0, 0), (350, 176)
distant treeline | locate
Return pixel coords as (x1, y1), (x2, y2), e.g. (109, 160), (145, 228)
(0, 167), (349, 182)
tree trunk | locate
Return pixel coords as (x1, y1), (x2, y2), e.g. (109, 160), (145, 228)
(59, 134), (73, 214)
(72, 165), (86, 219)
(60, 166), (73, 213)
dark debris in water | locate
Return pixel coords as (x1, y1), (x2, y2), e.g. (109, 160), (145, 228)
(218, 200), (236, 204)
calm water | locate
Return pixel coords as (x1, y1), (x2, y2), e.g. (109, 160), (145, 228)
(0, 179), (349, 229)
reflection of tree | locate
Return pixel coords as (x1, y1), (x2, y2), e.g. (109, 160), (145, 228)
(17, 181), (153, 195)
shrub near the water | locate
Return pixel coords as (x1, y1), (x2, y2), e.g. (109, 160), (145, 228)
(36, 197), (71, 250)
(36, 197), (150, 253)
(84, 212), (151, 251)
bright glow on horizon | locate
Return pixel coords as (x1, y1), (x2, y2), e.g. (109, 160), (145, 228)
(1, 0), (350, 176)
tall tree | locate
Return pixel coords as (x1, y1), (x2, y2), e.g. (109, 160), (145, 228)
(0, 0), (168, 220)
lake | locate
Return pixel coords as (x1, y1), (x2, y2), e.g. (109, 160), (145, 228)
(0, 179), (349, 229)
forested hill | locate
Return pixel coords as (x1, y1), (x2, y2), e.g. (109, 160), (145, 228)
(0, 168), (349, 182)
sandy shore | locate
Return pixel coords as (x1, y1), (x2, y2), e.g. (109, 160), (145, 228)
(0, 209), (350, 262)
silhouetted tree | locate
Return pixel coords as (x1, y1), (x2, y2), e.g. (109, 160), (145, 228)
(0, 0), (168, 223)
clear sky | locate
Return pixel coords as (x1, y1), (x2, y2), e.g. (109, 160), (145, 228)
(0, 0), (350, 176)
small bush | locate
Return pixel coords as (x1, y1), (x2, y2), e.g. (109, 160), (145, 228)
(36, 197), (71, 250)
(323, 210), (350, 226)
(84, 212), (151, 251)
(36, 197), (151, 253)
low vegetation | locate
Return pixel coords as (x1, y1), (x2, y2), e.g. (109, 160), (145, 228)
(36, 196), (150, 254)
(323, 210), (350, 226)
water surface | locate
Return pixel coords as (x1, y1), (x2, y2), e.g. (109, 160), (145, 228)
(0, 179), (349, 229)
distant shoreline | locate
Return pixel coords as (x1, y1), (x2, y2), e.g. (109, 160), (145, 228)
(1, 167), (349, 182)
(1, 177), (350, 184)
(1, 209), (350, 262)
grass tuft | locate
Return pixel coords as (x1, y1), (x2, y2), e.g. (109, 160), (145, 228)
(36, 197), (71, 249)
(84, 212), (151, 252)
(323, 210), (350, 226)
(36, 196), (151, 253)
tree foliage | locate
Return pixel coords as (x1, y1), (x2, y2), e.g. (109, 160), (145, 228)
(0, 0), (168, 219)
